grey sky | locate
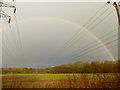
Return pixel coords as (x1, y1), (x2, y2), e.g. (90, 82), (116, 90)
(2, 2), (118, 68)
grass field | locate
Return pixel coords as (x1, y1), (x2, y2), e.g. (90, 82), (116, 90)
(2, 73), (120, 88)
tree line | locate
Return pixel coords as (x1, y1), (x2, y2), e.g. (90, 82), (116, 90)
(2, 60), (120, 74)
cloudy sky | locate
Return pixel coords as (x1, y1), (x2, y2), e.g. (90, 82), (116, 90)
(2, 1), (118, 68)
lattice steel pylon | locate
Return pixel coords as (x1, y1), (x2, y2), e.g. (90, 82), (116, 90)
(0, 0), (16, 23)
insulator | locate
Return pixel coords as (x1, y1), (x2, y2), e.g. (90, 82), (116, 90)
(113, 2), (117, 5)
(14, 8), (16, 13)
(107, 1), (110, 4)
(8, 17), (11, 23)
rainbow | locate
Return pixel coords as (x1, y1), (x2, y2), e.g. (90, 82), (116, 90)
(3, 16), (116, 60)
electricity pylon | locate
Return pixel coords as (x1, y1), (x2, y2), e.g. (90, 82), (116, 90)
(0, 0), (16, 23)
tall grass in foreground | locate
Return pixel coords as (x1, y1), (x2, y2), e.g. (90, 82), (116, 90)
(2, 73), (120, 88)
(56, 73), (119, 88)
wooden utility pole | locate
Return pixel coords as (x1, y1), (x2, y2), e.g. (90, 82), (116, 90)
(107, 1), (120, 61)
(112, 2), (120, 73)
(113, 2), (120, 25)
(112, 1), (120, 62)
(107, 1), (120, 24)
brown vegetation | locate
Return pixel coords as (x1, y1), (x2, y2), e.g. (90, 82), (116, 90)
(2, 60), (120, 74)
(2, 60), (120, 88)
(2, 73), (120, 88)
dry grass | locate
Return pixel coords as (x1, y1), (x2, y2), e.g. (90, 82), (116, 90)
(2, 73), (120, 88)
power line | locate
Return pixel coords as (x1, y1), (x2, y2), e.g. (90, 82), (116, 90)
(2, 29), (18, 59)
(8, 23), (21, 58)
(78, 43), (118, 60)
(73, 37), (119, 59)
(14, 13), (26, 61)
(65, 10), (116, 55)
(64, 41), (118, 61)
(52, 3), (112, 59)
(65, 28), (118, 56)
(3, 13), (21, 60)
(0, 32), (16, 60)
(65, 8), (114, 49)
(63, 3), (107, 46)
(2, 39), (18, 60)
(64, 3), (112, 49)
(71, 36), (118, 59)
(1, 0), (26, 64)
(63, 29), (118, 60)
(60, 9), (115, 62)
(54, 3), (112, 61)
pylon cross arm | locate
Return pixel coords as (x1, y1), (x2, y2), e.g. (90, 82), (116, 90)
(0, 2), (15, 9)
